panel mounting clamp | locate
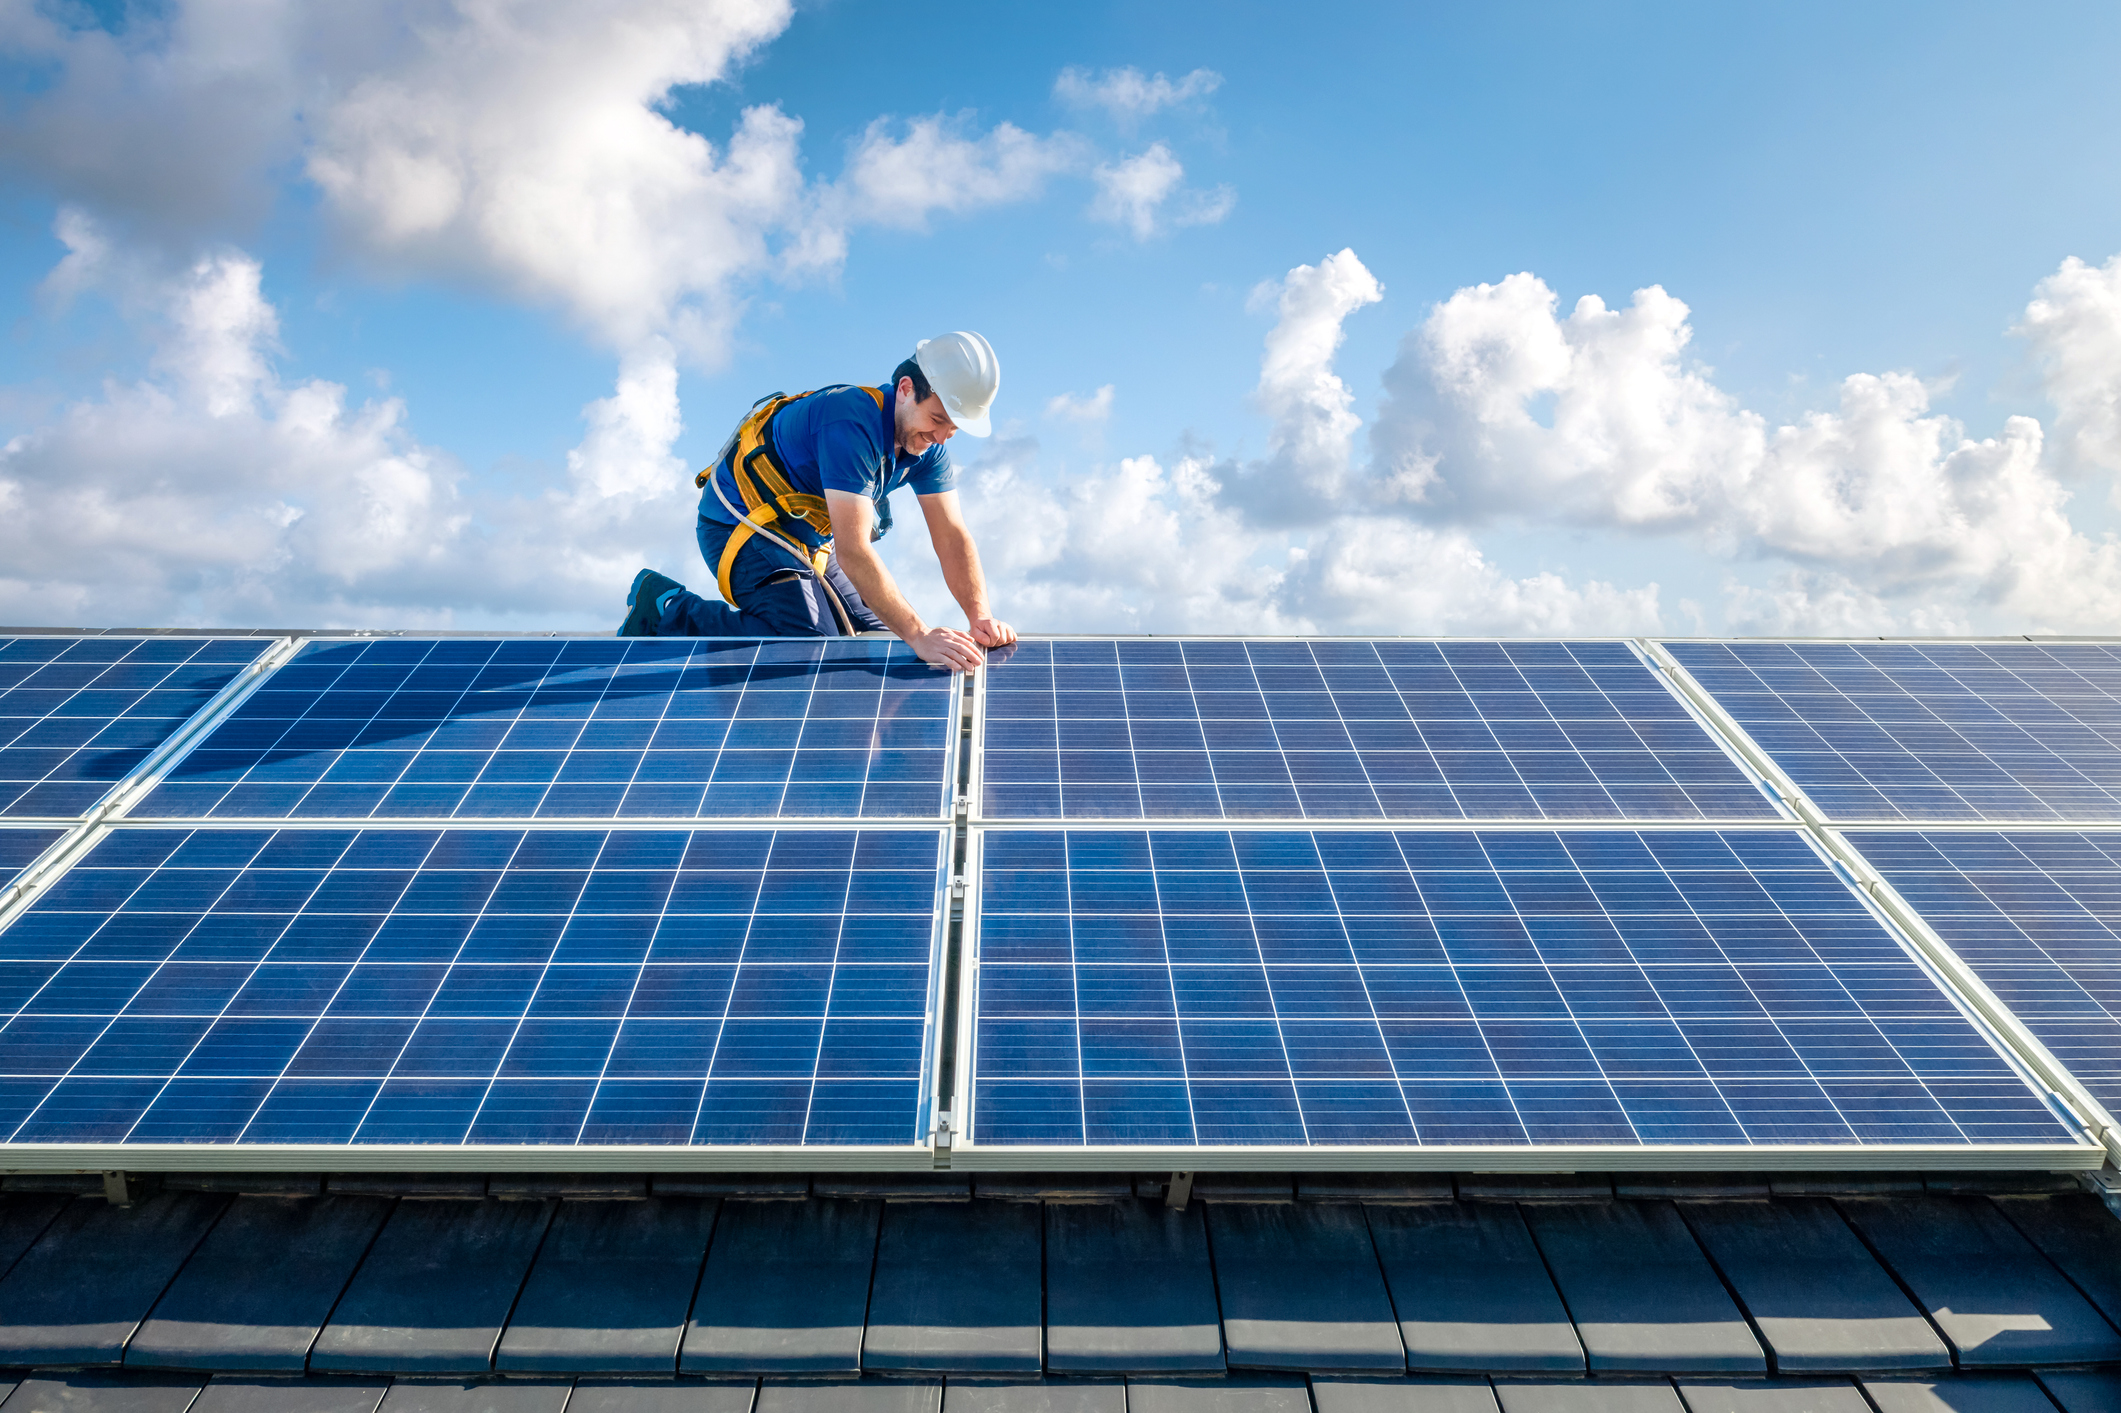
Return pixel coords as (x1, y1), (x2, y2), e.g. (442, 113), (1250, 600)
(1164, 1170), (1193, 1211)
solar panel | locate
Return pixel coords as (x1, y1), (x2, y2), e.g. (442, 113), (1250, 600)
(960, 826), (2076, 1152)
(0, 825), (947, 1151)
(1846, 829), (2121, 1122)
(979, 639), (1776, 823)
(0, 829), (65, 890)
(1667, 641), (2121, 822)
(134, 638), (957, 822)
(0, 637), (271, 819)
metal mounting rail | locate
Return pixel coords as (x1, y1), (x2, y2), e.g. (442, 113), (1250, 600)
(96, 635), (304, 823)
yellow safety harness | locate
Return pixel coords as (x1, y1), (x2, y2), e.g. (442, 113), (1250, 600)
(695, 385), (890, 636)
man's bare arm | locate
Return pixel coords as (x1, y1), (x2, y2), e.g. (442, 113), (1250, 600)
(917, 490), (1016, 647)
(824, 489), (983, 671)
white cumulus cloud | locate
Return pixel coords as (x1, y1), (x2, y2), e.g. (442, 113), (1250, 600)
(1366, 261), (2121, 633)
(1045, 386), (1115, 423)
(1087, 143), (1234, 241)
(1214, 248), (1385, 522)
(886, 249), (1659, 637)
(3, 0), (1093, 365)
(0, 215), (704, 630)
(829, 114), (1087, 236)
(2016, 252), (2121, 480)
(304, 0), (800, 357)
(0, 0), (305, 239)
(1054, 66), (1223, 126)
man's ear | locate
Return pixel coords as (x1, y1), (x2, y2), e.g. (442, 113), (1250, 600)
(895, 376), (914, 402)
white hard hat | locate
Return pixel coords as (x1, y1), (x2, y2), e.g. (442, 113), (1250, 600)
(913, 330), (1000, 437)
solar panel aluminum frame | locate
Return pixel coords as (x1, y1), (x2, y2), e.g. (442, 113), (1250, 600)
(0, 826), (76, 916)
(125, 635), (967, 826)
(2, 634), (300, 826)
(968, 636), (1790, 827)
(0, 816), (958, 1172)
(943, 819), (2102, 1172)
(1819, 822), (2121, 1167)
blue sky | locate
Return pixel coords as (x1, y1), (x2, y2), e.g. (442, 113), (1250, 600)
(2, 0), (2118, 634)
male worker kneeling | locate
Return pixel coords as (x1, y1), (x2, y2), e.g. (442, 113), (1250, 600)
(620, 331), (1015, 672)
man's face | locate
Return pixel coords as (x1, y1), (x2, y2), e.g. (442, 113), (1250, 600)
(895, 377), (958, 454)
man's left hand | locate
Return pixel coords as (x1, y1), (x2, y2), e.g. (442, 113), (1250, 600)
(969, 616), (1016, 648)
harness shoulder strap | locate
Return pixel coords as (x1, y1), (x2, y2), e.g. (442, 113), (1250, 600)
(699, 386), (886, 636)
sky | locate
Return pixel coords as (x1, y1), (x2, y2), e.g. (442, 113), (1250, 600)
(1, 0), (2119, 637)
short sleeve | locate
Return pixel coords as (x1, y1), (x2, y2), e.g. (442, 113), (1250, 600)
(906, 444), (957, 496)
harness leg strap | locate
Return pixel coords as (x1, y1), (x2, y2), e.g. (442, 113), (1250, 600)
(716, 505), (779, 607)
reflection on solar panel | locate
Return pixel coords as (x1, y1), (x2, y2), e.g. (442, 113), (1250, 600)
(0, 829), (64, 889)
(0, 637), (270, 819)
(980, 640), (1773, 822)
(1848, 830), (2121, 1120)
(965, 828), (2071, 1150)
(135, 638), (956, 822)
(1669, 641), (2121, 822)
(0, 826), (946, 1148)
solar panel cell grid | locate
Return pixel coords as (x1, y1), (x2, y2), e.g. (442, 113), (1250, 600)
(1669, 641), (2121, 822)
(135, 638), (955, 822)
(0, 830), (63, 889)
(0, 825), (946, 1148)
(967, 828), (2069, 1150)
(1848, 829), (2121, 1118)
(0, 637), (268, 818)
(982, 639), (1774, 822)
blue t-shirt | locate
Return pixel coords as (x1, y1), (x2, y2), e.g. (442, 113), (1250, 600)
(698, 383), (956, 548)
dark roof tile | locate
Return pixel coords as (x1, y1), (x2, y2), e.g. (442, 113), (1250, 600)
(493, 1197), (717, 1375)
(1207, 1203), (1404, 1373)
(1043, 1200), (1221, 1374)
(0, 1191), (226, 1366)
(1679, 1196), (1949, 1373)
(681, 1198), (877, 1376)
(1839, 1196), (2121, 1367)
(126, 1194), (393, 1373)
(1521, 1201), (1765, 1375)
(1368, 1202), (1580, 1374)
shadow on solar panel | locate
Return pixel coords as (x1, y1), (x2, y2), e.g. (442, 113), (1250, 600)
(979, 639), (1780, 823)
(0, 637), (270, 819)
(132, 637), (957, 822)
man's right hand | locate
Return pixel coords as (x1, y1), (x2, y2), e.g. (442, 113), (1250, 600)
(909, 625), (985, 672)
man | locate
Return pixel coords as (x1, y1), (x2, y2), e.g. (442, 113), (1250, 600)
(620, 331), (1015, 672)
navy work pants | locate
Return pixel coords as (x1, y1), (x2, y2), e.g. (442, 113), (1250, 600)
(653, 516), (888, 638)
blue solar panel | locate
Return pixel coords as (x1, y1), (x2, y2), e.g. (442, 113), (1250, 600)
(1668, 641), (2121, 822)
(980, 639), (1774, 822)
(0, 825), (946, 1148)
(0, 829), (64, 889)
(964, 827), (2073, 1150)
(1848, 829), (2121, 1121)
(0, 637), (270, 819)
(135, 638), (956, 822)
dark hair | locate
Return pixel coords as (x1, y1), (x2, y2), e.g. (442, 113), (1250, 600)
(890, 355), (933, 403)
